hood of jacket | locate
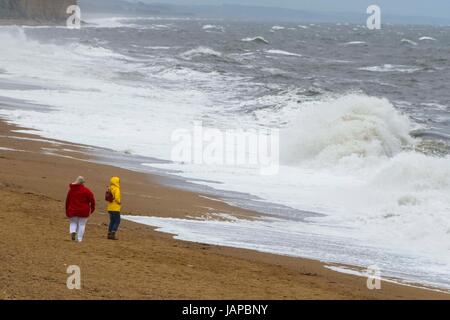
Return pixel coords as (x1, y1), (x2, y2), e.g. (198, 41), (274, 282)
(110, 176), (120, 188)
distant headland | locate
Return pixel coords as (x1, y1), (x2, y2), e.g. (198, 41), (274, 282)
(0, 0), (77, 25)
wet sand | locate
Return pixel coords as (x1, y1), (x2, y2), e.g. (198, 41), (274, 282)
(0, 118), (448, 300)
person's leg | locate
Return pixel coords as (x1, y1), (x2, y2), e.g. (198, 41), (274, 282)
(108, 212), (120, 240)
(77, 218), (88, 242)
(108, 212), (117, 239)
(69, 217), (78, 233)
(112, 213), (121, 232)
(108, 212), (114, 233)
(69, 217), (78, 241)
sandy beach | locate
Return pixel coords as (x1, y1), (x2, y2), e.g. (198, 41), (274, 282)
(0, 118), (448, 300)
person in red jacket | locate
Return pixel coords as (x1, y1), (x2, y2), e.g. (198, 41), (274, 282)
(65, 176), (96, 242)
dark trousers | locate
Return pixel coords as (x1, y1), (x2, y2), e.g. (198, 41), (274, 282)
(108, 211), (121, 233)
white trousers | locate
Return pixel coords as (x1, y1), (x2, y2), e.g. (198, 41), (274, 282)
(69, 217), (88, 242)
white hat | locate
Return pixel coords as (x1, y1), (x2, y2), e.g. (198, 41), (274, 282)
(74, 176), (86, 185)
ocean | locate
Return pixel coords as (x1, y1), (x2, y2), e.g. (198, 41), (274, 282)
(0, 16), (450, 289)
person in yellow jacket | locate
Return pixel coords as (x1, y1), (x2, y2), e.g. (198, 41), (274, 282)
(107, 176), (122, 240)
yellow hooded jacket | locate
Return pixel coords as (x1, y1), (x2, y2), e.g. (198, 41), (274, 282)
(107, 177), (122, 212)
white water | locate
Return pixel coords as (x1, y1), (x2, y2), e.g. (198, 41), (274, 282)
(344, 41), (367, 46)
(419, 36), (437, 41)
(241, 36), (269, 44)
(359, 64), (421, 73)
(271, 26), (286, 31)
(202, 24), (225, 33)
(1, 26), (450, 288)
(401, 38), (418, 46)
(180, 46), (223, 60)
(265, 49), (302, 57)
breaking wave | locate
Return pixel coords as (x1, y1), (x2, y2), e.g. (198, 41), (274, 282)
(419, 36), (437, 41)
(202, 24), (225, 32)
(401, 38), (418, 46)
(344, 41), (367, 46)
(241, 36), (269, 44)
(281, 94), (415, 165)
(265, 49), (302, 58)
(271, 26), (285, 31)
(277, 94), (450, 257)
(180, 46), (223, 60)
(358, 64), (421, 73)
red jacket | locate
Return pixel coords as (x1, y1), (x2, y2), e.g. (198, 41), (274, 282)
(65, 184), (96, 218)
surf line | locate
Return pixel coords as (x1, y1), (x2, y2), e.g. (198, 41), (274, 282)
(182, 304), (269, 317)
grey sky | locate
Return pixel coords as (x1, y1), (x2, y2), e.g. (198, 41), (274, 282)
(135, 1), (450, 19)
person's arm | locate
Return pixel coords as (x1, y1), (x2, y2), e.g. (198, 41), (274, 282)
(89, 190), (96, 214)
(65, 190), (71, 216)
(114, 188), (121, 205)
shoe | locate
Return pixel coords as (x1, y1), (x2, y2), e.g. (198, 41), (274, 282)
(107, 232), (112, 239)
(110, 232), (118, 240)
(71, 232), (77, 241)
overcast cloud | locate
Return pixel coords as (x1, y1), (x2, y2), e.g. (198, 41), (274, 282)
(132, 0), (450, 19)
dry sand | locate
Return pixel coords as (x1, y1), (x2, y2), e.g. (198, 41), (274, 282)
(0, 119), (448, 300)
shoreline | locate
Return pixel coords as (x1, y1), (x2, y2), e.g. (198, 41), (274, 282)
(0, 117), (449, 299)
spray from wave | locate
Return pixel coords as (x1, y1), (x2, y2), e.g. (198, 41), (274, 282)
(281, 94), (414, 165)
(276, 94), (450, 256)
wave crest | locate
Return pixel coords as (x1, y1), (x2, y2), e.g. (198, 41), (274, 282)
(241, 36), (269, 44)
(202, 25), (225, 32)
(281, 94), (414, 165)
(180, 46), (223, 60)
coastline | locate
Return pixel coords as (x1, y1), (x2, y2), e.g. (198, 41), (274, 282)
(1, 117), (449, 299)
